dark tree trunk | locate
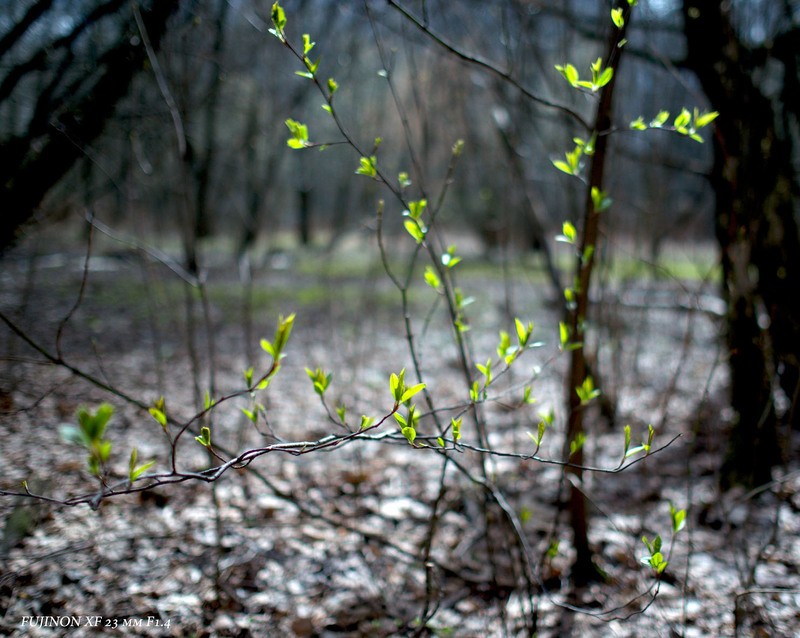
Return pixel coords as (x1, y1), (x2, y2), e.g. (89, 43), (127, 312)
(0, 1), (181, 252)
(298, 188), (312, 246)
(192, 0), (230, 240)
(681, 1), (799, 487)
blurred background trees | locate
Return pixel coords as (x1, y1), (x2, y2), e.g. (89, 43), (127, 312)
(1, 0), (797, 489)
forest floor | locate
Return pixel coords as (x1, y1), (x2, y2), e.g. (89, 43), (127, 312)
(0, 232), (798, 637)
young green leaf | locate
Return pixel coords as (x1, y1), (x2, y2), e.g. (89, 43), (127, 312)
(440, 246), (461, 268)
(195, 426), (211, 448)
(611, 7), (624, 27)
(576, 376), (601, 405)
(149, 407), (167, 428)
(555, 63), (579, 87)
(596, 67), (614, 89)
(670, 502), (687, 534)
(269, 1), (286, 40)
(302, 34), (315, 55)
(356, 155), (378, 178)
(569, 432), (586, 457)
(404, 219), (426, 244)
(243, 367), (254, 388)
(390, 369), (406, 402)
(673, 108), (692, 131)
(552, 159), (574, 175)
(559, 321), (578, 351)
(451, 417), (462, 441)
(651, 110), (670, 127)
(406, 199), (427, 220)
(129, 448), (155, 482)
(515, 318), (532, 348)
(694, 110), (719, 128)
(400, 383), (426, 403)
(305, 366), (331, 396)
(285, 119), (309, 149)
(424, 266), (441, 290)
(556, 221), (577, 244)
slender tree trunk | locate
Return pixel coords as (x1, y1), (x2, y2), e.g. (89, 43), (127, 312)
(563, 0), (631, 587)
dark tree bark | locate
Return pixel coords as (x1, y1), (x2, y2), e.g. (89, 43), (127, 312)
(682, 1), (800, 487)
(191, 0), (230, 240)
(0, 0), (181, 252)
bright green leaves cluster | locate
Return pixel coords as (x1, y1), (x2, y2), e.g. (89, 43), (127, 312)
(475, 359), (493, 400)
(670, 502), (687, 534)
(556, 57), (613, 92)
(271, 2), (340, 123)
(591, 186), (612, 212)
(60, 404), (115, 477)
(62, 404), (154, 482)
(242, 313), (296, 428)
(451, 417), (462, 441)
(622, 423), (655, 459)
(356, 155), (378, 178)
(424, 266), (441, 290)
(641, 502), (686, 576)
(128, 448), (155, 483)
(390, 369), (426, 446)
(473, 319), (535, 403)
(527, 409), (553, 452)
(389, 368), (426, 405)
(195, 426), (212, 448)
(641, 534), (668, 573)
(630, 108), (719, 143)
(552, 143), (584, 176)
(261, 313), (295, 363)
(240, 403), (264, 424)
(453, 288), (473, 333)
(269, 1), (286, 41)
(611, 7), (625, 28)
(306, 367), (331, 397)
(559, 321), (582, 352)
(403, 199), (428, 244)
(576, 375), (601, 405)
(326, 77), (338, 98)
(285, 119), (309, 149)
(149, 396), (167, 429)
(569, 432), (587, 457)
(394, 405), (420, 445)
(427, 247), (461, 289)
(437, 416), (462, 449)
(498, 318), (534, 365)
(556, 221), (577, 244)
(553, 135), (594, 177)
(294, 33), (319, 79)
(441, 245), (461, 268)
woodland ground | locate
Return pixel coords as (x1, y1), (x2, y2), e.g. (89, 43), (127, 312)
(0, 231), (798, 637)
